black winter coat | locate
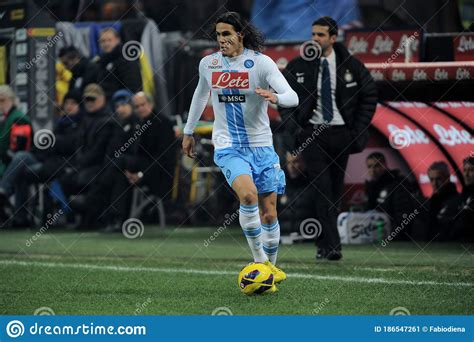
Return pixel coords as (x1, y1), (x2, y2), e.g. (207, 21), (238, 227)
(280, 42), (378, 154)
(75, 106), (113, 169)
(96, 44), (143, 100)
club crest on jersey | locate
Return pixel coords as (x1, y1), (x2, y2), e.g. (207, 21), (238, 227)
(244, 59), (254, 68)
(212, 72), (249, 89)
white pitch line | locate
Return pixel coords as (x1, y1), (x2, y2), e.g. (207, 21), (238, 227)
(1, 259), (472, 287)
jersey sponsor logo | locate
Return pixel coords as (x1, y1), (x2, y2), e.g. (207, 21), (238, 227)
(218, 94), (246, 103)
(212, 72), (250, 89)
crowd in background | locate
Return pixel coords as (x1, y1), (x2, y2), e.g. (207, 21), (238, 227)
(0, 27), (175, 231)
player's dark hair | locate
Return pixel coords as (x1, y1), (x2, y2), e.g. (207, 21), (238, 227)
(367, 152), (386, 164)
(58, 46), (81, 59)
(312, 16), (338, 36)
(214, 11), (265, 52)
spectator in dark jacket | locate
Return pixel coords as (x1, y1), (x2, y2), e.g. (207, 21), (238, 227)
(454, 156), (474, 241)
(0, 90), (83, 226)
(59, 46), (99, 94)
(100, 92), (175, 232)
(74, 89), (138, 228)
(59, 84), (113, 198)
(426, 161), (461, 241)
(365, 152), (418, 239)
(280, 17), (377, 261)
(95, 28), (142, 100)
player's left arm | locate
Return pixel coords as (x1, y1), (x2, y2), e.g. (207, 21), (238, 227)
(256, 55), (299, 108)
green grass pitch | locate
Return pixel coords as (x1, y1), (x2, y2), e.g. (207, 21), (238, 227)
(0, 227), (472, 315)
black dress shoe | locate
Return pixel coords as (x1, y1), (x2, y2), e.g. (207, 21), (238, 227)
(316, 248), (328, 259)
(326, 250), (343, 261)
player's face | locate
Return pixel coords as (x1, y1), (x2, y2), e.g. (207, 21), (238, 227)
(463, 162), (474, 186)
(366, 158), (386, 180)
(216, 23), (243, 57)
(312, 25), (336, 53)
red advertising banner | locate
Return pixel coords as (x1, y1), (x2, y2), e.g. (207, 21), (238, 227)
(366, 61), (474, 82)
(432, 102), (474, 129)
(387, 102), (474, 174)
(453, 33), (474, 61)
(345, 29), (421, 63)
(371, 105), (461, 196)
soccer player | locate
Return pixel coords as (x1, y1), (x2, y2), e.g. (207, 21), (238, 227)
(182, 12), (298, 289)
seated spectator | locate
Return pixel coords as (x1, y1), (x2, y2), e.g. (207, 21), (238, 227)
(100, 92), (175, 232)
(59, 46), (99, 94)
(454, 156), (474, 241)
(73, 89), (138, 226)
(364, 152), (418, 239)
(426, 161), (461, 241)
(0, 85), (32, 178)
(0, 90), (83, 226)
(58, 84), (113, 201)
(95, 28), (142, 100)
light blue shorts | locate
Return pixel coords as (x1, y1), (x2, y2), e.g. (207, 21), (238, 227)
(214, 146), (286, 194)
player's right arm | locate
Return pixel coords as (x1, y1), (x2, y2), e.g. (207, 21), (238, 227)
(182, 58), (211, 159)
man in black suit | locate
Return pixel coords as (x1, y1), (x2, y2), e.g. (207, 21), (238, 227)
(280, 17), (377, 260)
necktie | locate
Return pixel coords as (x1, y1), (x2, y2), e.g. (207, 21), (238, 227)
(321, 59), (333, 123)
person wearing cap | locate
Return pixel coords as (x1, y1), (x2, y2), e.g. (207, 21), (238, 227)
(0, 89), (84, 227)
(72, 89), (139, 227)
(58, 84), (113, 210)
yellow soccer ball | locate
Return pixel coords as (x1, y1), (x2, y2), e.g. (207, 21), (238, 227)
(238, 262), (275, 295)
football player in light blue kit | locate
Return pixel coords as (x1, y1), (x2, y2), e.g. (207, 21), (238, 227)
(182, 12), (298, 289)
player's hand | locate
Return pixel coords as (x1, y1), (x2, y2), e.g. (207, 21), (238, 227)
(182, 134), (197, 159)
(255, 87), (278, 104)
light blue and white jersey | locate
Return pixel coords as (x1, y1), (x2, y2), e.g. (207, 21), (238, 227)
(184, 49), (298, 149)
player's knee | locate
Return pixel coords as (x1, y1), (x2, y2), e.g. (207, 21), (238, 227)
(261, 211), (277, 225)
(240, 189), (258, 205)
